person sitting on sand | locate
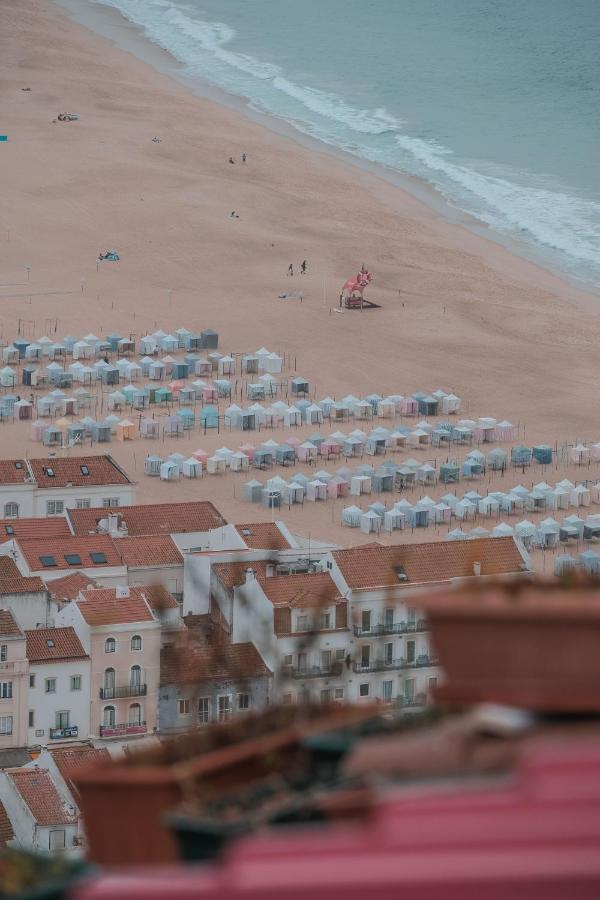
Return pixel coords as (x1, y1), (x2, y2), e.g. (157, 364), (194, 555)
(229, 157), (235, 164)
(288, 264), (294, 276)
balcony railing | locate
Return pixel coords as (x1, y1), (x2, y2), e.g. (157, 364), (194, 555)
(353, 655), (438, 674)
(99, 683), (147, 700)
(282, 662), (343, 680)
(99, 721), (147, 738)
(50, 725), (79, 740)
(353, 619), (428, 638)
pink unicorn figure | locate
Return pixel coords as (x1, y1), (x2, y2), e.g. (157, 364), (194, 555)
(340, 267), (373, 305)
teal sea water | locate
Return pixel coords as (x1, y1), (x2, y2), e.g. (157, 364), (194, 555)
(94, 0), (600, 288)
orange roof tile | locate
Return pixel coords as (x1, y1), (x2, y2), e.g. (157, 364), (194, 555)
(68, 501), (226, 536)
(0, 460), (29, 485)
(77, 587), (155, 626)
(141, 584), (179, 610)
(50, 745), (110, 794)
(28, 454), (131, 489)
(18, 535), (122, 572)
(332, 537), (528, 590)
(0, 555), (46, 595)
(259, 572), (342, 608)
(0, 801), (14, 847)
(0, 558), (21, 579)
(47, 571), (98, 601)
(0, 610), (22, 637)
(235, 523), (291, 550)
(26, 627), (87, 663)
(0, 517), (72, 540)
(6, 768), (76, 825)
(161, 637), (271, 685)
(114, 536), (183, 568)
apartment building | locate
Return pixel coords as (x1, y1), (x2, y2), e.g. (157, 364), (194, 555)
(0, 611), (29, 749)
(0, 766), (79, 854)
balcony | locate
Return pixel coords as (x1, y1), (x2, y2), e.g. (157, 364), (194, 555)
(353, 655), (438, 674)
(99, 721), (147, 738)
(353, 619), (428, 638)
(50, 725), (79, 740)
(282, 662), (343, 680)
(99, 683), (147, 700)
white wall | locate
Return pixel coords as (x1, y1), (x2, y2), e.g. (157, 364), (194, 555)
(127, 564), (184, 597)
(33, 483), (135, 517)
(231, 576), (277, 671)
(28, 658), (91, 745)
(0, 483), (36, 518)
(0, 590), (57, 631)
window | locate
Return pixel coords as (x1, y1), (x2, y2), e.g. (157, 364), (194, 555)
(382, 680), (393, 702)
(297, 652), (307, 673)
(29, 674), (35, 688)
(361, 610), (371, 632)
(131, 635), (142, 651)
(3, 502), (18, 519)
(319, 612), (331, 630)
(360, 645), (370, 668)
(198, 697), (210, 723)
(39, 555), (57, 568)
(404, 678), (416, 703)
(0, 682), (13, 699)
(359, 683), (370, 698)
(384, 608), (394, 628)
(76, 498), (91, 509)
(44, 467), (55, 477)
(90, 551), (107, 564)
(80, 465), (90, 476)
(46, 501), (64, 516)
(178, 699), (191, 716)
(104, 637), (116, 653)
(0, 646), (6, 662)
(49, 830), (66, 851)
(283, 654), (293, 666)
(70, 675), (82, 691)
(320, 650), (331, 669)
(384, 642), (393, 665)
(326, 560), (333, 570)
(103, 706), (116, 727)
(320, 689), (331, 704)
(334, 688), (344, 701)
(28, 711), (34, 728)
(335, 648), (346, 661)
(428, 677), (438, 692)
(237, 693), (250, 711)
(406, 640), (416, 664)
(64, 554), (82, 567)
(0, 716), (13, 735)
(4, 526), (14, 536)
(296, 615), (309, 632)
(129, 703), (141, 726)
(218, 695), (232, 721)
(55, 711), (70, 729)
(102, 498), (120, 508)
(45, 678), (56, 694)
(130, 665), (142, 689)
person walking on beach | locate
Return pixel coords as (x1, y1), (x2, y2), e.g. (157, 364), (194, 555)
(300, 259), (307, 274)
(242, 153), (246, 163)
(228, 157), (235, 164)
(287, 263), (294, 276)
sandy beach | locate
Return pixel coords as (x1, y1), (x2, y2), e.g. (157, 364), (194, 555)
(1, 0), (600, 561)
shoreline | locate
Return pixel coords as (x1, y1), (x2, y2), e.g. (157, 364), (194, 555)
(56, 0), (600, 304)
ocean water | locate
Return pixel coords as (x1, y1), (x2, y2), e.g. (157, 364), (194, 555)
(94, 0), (600, 288)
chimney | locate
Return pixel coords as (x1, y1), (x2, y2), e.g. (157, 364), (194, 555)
(244, 568), (255, 583)
(266, 563), (275, 578)
(107, 513), (121, 537)
(115, 584), (130, 599)
(473, 561), (481, 577)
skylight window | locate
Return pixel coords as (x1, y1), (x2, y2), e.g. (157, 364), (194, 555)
(14, 462), (23, 470)
(80, 465), (90, 476)
(4, 526), (14, 536)
(44, 467), (55, 477)
(393, 565), (409, 582)
(39, 555), (57, 568)
(90, 552), (107, 564)
(241, 529), (252, 536)
(64, 554), (82, 567)
(46, 639), (55, 648)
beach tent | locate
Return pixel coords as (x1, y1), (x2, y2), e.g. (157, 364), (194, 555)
(297, 441), (318, 463)
(532, 444), (553, 465)
(72, 340), (92, 360)
(200, 405), (219, 429)
(116, 419), (136, 441)
(15, 399), (32, 421)
(478, 496), (500, 518)
(283, 481), (304, 505)
(42, 425), (63, 447)
(399, 397), (418, 416)
(243, 480), (263, 503)
(494, 420), (517, 442)
(439, 460), (460, 484)
(179, 457), (201, 479)
(377, 398), (396, 419)
(487, 447), (508, 470)
(159, 460), (180, 481)
(360, 510), (382, 535)
(350, 475), (372, 496)
(454, 499), (476, 521)
(327, 476), (349, 500)
(372, 471), (394, 493)
(252, 448), (274, 469)
(230, 451), (250, 472)
(511, 444), (532, 467)
(554, 554), (577, 577)
(447, 528), (469, 541)
(91, 422), (111, 443)
(0, 367), (16, 387)
(2, 346), (19, 365)
(408, 504), (430, 529)
(144, 455), (162, 476)
(535, 517), (560, 549)
(30, 419), (46, 442)
(108, 391), (127, 412)
(417, 464), (437, 486)
(570, 484), (591, 508)
(384, 508), (405, 532)
(580, 550), (600, 576)
(342, 435), (365, 457)
(394, 467), (417, 489)
(306, 479), (328, 502)
(341, 505), (362, 527)
(562, 514), (585, 541)
(570, 443), (590, 465)
(290, 376), (309, 396)
(318, 397), (335, 418)
(440, 393), (461, 415)
(149, 360), (166, 381)
(206, 455), (226, 475)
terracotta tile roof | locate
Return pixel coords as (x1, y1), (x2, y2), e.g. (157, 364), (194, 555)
(6, 767), (76, 825)
(141, 584), (179, 610)
(0, 460), (29, 485)
(0, 558), (20, 579)
(0, 517), (71, 540)
(68, 501), (226, 536)
(259, 572), (343, 609)
(161, 637), (271, 685)
(28, 454), (131, 488)
(0, 801), (14, 847)
(26, 627), (87, 663)
(332, 537), (528, 591)
(114, 536), (183, 568)
(0, 610), (22, 637)
(17, 535), (123, 572)
(212, 560), (275, 590)
(235, 523), (291, 550)
(77, 587), (155, 626)
(50, 745), (110, 794)
(47, 571), (98, 601)
(0, 576), (46, 595)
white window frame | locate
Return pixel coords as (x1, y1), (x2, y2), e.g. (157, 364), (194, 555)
(198, 697), (211, 723)
(76, 498), (91, 509)
(46, 500), (64, 516)
(217, 695), (232, 721)
(0, 682), (13, 699)
(3, 502), (19, 519)
(237, 693), (250, 711)
(0, 715), (13, 735)
(178, 698), (191, 716)
(0, 645), (7, 662)
(70, 675), (82, 691)
(102, 497), (120, 508)
(45, 678), (56, 694)
(130, 635), (142, 651)
(104, 637), (116, 653)
(359, 683), (370, 698)
(55, 710), (70, 729)
(49, 830), (66, 851)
